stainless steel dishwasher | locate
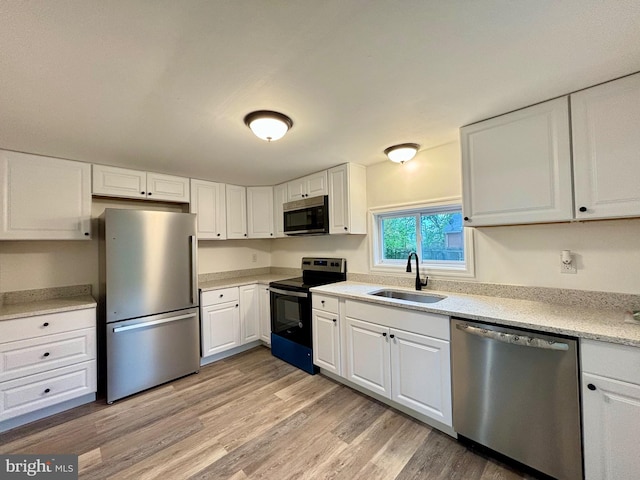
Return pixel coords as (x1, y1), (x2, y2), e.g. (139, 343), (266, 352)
(451, 318), (582, 480)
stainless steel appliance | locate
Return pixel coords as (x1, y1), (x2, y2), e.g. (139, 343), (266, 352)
(269, 257), (346, 373)
(451, 318), (582, 480)
(283, 195), (329, 235)
(99, 209), (200, 403)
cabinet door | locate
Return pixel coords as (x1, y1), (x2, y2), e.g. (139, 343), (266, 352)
(305, 171), (328, 198)
(582, 373), (640, 480)
(201, 302), (240, 356)
(312, 309), (341, 375)
(460, 97), (573, 226)
(226, 184), (247, 239)
(239, 285), (259, 344)
(273, 183), (288, 238)
(0, 150), (92, 240)
(247, 186), (274, 238)
(259, 285), (271, 344)
(92, 164), (147, 199)
(390, 328), (452, 426)
(146, 172), (190, 203)
(190, 179), (227, 239)
(572, 73), (640, 220)
(287, 177), (307, 201)
(345, 317), (390, 397)
(328, 163), (367, 235)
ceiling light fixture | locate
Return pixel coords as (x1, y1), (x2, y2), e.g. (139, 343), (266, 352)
(384, 143), (420, 163)
(243, 110), (293, 142)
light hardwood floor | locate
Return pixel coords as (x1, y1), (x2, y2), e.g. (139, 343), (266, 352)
(0, 347), (537, 479)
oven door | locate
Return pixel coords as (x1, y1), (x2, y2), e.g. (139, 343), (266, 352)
(269, 287), (311, 347)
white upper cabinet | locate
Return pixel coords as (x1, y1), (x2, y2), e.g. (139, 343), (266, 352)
(92, 165), (189, 203)
(247, 186), (274, 239)
(226, 184), (247, 239)
(460, 97), (573, 226)
(571, 73), (640, 220)
(0, 150), (92, 240)
(287, 171), (328, 201)
(328, 163), (367, 234)
(273, 182), (288, 238)
(190, 179), (227, 240)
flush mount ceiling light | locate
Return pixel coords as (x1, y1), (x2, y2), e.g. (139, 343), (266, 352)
(384, 143), (420, 163)
(243, 110), (293, 142)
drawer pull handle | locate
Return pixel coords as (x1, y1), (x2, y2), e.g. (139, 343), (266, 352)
(44, 388), (51, 394)
(43, 352), (50, 357)
(587, 383), (596, 391)
(43, 322), (49, 327)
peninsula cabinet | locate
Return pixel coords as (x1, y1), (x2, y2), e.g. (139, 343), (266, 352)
(460, 97), (573, 227)
(343, 300), (452, 427)
(226, 184), (247, 239)
(190, 179), (227, 239)
(92, 164), (190, 203)
(328, 163), (367, 234)
(581, 339), (640, 480)
(571, 72), (640, 220)
(287, 170), (328, 201)
(247, 186), (274, 239)
(0, 150), (92, 240)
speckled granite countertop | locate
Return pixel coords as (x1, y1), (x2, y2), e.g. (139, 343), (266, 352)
(0, 295), (97, 321)
(312, 282), (640, 347)
(199, 273), (295, 292)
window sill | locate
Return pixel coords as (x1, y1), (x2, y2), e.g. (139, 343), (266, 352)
(371, 263), (476, 279)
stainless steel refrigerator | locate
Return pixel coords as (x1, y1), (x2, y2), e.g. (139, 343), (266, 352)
(99, 209), (200, 404)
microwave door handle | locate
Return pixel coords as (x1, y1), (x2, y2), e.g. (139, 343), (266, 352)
(268, 287), (308, 298)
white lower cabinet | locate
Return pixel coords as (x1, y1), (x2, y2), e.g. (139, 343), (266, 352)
(581, 339), (640, 480)
(345, 317), (391, 396)
(201, 288), (241, 357)
(259, 285), (271, 345)
(312, 309), (341, 375)
(239, 285), (259, 344)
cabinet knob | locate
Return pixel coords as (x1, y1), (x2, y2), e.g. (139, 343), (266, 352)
(219, 294), (224, 298)
(43, 322), (49, 327)
(382, 332), (387, 337)
(579, 206), (587, 213)
(43, 352), (50, 357)
(587, 383), (596, 391)
(148, 192), (152, 196)
(44, 388), (51, 394)
(464, 216), (470, 221)
(140, 191), (145, 195)
(244, 233), (247, 237)
(390, 334), (395, 339)
(235, 304), (239, 308)
(321, 300), (325, 305)
(84, 232), (90, 236)
(344, 227), (348, 231)
(270, 233), (273, 236)
(217, 233), (220, 237)
(333, 319), (337, 323)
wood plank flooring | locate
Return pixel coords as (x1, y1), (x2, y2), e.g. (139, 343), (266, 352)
(0, 347), (538, 479)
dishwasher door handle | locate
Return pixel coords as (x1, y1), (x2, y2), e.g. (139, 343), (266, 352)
(112, 313), (197, 333)
(456, 323), (569, 351)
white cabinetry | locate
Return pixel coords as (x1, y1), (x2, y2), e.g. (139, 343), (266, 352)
(460, 97), (573, 226)
(247, 186), (274, 238)
(343, 300), (452, 427)
(239, 285), (259, 344)
(190, 179), (227, 240)
(273, 183), (288, 238)
(259, 285), (271, 345)
(0, 308), (97, 424)
(0, 150), (92, 240)
(571, 73), (640, 220)
(226, 184), (247, 239)
(201, 287), (241, 357)
(328, 163), (367, 234)
(312, 294), (341, 375)
(92, 165), (190, 203)
(287, 171), (328, 201)
(581, 339), (640, 480)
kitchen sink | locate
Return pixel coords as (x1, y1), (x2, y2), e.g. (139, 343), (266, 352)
(368, 289), (446, 303)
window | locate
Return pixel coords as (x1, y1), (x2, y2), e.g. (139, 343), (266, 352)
(371, 200), (474, 277)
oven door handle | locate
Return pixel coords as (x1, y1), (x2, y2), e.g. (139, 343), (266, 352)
(269, 287), (309, 298)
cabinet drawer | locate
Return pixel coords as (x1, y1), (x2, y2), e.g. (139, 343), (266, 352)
(0, 328), (96, 382)
(201, 287), (239, 307)
(0, 360), (97, 421)
(312, 294), (339, 313)
(581, 339), (640, 385)
(0, 308), (96, 344)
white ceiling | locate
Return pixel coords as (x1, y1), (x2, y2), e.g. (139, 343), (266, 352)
(1, 1), (639, 186)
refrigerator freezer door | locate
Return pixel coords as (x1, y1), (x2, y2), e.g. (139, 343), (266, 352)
(104, 209), (197, 322)
(106, 308), (200, 403)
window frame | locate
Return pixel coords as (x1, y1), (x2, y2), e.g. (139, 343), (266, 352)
(369, 198), (475, 278)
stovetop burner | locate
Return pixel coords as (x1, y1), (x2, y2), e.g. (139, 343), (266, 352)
(269, 257), (347, 293)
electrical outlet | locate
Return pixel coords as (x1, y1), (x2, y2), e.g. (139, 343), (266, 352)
(561, 262), (577, 274)
(252, 253), (257, 263)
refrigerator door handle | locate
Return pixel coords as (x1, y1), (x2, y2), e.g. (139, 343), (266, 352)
(455, 323), (569, 351)
(190, 235), (198, 305)
(113, 312), (197, 333)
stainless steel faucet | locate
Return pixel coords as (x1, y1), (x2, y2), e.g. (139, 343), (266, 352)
(406, 252), (428, 291)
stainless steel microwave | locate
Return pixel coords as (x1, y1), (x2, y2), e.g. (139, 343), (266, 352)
(283, 195), (329, 235)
